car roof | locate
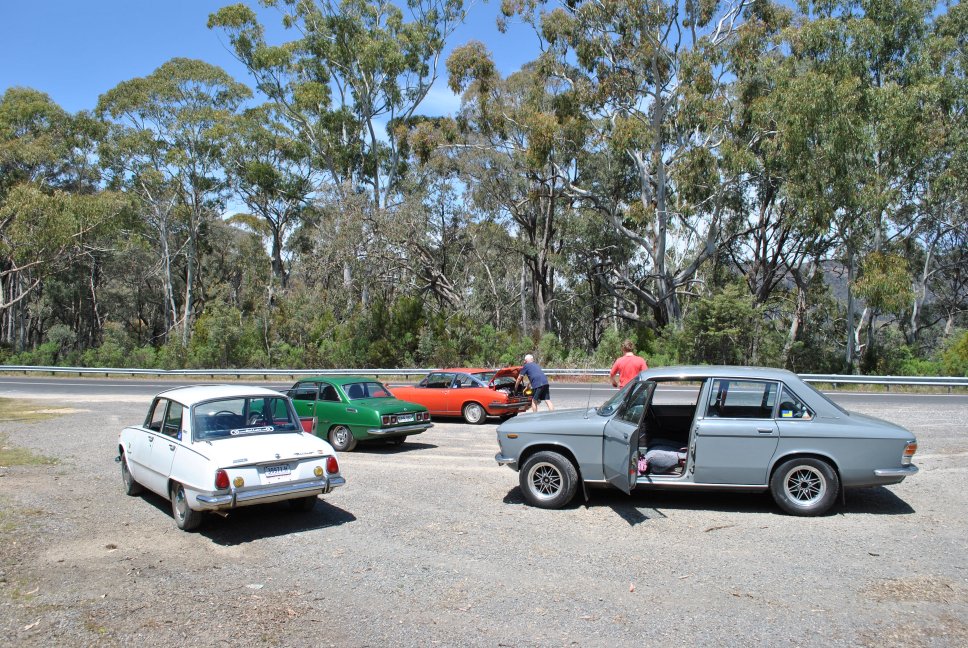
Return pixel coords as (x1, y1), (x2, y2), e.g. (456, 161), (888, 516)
(639, 365), (801, 381)
(156, 384), (286, 406)
(296, 376), (382, 386)
(436, 368), (490, 374)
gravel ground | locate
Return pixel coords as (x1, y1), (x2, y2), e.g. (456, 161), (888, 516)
(1, 387), (966, 647)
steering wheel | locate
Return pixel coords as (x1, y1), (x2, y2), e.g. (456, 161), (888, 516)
(247, 412), (267, 426)
(214, 410), (235, 417)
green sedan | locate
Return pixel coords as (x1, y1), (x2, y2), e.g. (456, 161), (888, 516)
(286, 377), (432, 452)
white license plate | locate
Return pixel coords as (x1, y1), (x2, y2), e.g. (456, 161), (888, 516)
(397, 414), (415, 423)
(264, 462), (291, 477)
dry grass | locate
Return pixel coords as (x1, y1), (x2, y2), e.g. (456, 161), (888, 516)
(0, 398), (61, 466)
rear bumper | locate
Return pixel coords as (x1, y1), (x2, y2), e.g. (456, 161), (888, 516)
(365, 422), (433, 436)
(195, 475), (346, 510)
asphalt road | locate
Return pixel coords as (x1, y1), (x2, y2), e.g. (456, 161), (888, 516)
(1, 374), (965, 409)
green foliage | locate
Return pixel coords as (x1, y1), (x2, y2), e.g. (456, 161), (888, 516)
(673, 284), (785, 366)
(940, 331), (968, 376)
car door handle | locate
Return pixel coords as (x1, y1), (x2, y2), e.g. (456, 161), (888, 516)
(757, 428), (774, 434)
(168, 444), (176, 451)
(346, 408), (357, 413)
(147, 435), (154, 442)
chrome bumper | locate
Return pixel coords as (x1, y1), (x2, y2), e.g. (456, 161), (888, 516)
(489, 402), (530, 412)
(874, 465), (919, 478)
(495, 452), (518, 469)
(366, 422), (433, 435)
(195, 475), (346, 509)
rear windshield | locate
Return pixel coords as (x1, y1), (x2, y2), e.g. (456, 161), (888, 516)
(343, 381), (393, 400)
(193, 396), (300, 440)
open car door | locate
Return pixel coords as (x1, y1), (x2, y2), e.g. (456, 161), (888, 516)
(603, 380), (656, 494)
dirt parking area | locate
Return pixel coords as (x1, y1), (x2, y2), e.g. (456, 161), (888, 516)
(1, 388), (967, 646)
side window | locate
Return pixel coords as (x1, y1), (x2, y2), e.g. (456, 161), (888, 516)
(777, 386), (814, 420)
(616, 382), (653, 425)
(292, 384), (318, 401)
(455, 374), (474, 388)
(162, 402), (183, 438)
(320, 384), (340, 402)
(706, 380), (778, 419)
(427, 373), (456, 388)
(145, 399), (166, 432)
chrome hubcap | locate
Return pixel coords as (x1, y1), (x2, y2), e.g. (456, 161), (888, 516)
(174, 487), (187, 521)
(784, 466), (826, 506)
(334, 428), (349, 446)
(528, 462), (562, 500)
(466, 404), (483, 422)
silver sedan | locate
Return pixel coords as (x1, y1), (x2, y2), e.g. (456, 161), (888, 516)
(495, 366), (918, 516)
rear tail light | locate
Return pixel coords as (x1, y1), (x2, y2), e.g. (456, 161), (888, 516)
(215, 469), (230, 489)
(902, 441), (918, 465)
(420, 412), (429, 421)
(326, 456), (339, 475)
(382, 415), (398, 426)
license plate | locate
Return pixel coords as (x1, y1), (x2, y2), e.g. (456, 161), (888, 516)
(264, 462), (291, 477)
(397, 413), (415, 423)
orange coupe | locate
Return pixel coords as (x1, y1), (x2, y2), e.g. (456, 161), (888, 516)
(389, 367), (532, 424)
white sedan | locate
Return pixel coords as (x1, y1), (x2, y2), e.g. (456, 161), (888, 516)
(117, 385), (346, 531)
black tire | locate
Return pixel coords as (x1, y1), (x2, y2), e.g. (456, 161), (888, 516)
(289, 495), (317, 512)
(328, 425), (357, 452)
(120, 451), (144, 496)
(519, 451), (579, 509)
(170, 482), (204, 531)
(770, 457), (840, 516)
(462, 402), (486, 425)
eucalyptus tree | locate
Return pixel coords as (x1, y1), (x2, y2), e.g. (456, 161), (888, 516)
(481, 0), (776, 328)
(0, 88), (126, 350)
(97, 58), (252, 344)
(780, 0), (938, 370)
(225, 104), (315, 291)
(210, 0), (468, 306)
(445, 57), (584, 335)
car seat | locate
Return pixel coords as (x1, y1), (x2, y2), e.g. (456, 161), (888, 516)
(347, 384), (364, 399)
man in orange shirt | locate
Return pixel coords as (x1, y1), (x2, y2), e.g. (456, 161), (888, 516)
(610, 339), (648, 388)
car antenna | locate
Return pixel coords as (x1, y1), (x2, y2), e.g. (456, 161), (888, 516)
(583, 358), (595, 419)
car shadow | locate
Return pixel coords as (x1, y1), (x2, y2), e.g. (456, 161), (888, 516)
(137, 490), (356, 543)
(354, 440), (438, 454)
(501, 485), (915, 523)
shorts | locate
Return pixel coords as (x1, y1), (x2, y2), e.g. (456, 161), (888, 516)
(531, 384), (551, 403)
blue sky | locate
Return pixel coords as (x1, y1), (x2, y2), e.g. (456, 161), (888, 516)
(0, 0), (541, 116)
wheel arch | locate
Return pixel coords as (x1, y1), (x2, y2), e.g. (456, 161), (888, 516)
(518, 442), (583, 482)
(769, 451), (842, 483)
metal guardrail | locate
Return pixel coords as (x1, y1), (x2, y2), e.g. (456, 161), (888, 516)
(0, 365), (965, 388)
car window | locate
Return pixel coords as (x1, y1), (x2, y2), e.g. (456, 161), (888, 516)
(597, 381), (637, 417)
(320, 384), (340, 402)
(193, 396), (299, 440)
(616, 382), (652, 425)
(344, 381), (393, 399)
(162, 402), (183, 438)
(777, 386), (814, 420)
(145, 398), (166, 432)
(455, 373), (475, 388)
(292, 384), (318, 401)
(425, 373), (456, 389)
(705, 379), (778, 419)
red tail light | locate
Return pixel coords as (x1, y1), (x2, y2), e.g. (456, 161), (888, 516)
(326, 456), (339, 475)
(215, 469), (230, 489)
